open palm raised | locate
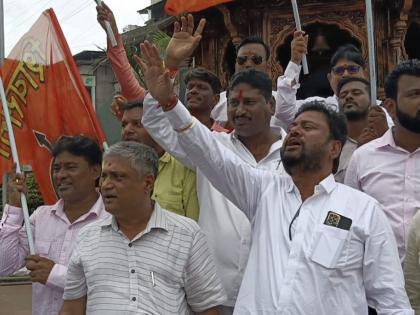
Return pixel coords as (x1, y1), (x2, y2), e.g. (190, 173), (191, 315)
(135, 41), (174, 106)
(164, 14), (206, 68)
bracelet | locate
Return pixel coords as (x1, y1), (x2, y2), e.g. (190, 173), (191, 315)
(167, 67), (179, 79)
(160, 94), (178, 111)
(163, 61), (179, 79)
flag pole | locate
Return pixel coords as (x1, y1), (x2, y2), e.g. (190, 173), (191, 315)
(0, 76), (35, 254)
(291, 0), (309, 74)
(94, 0), (117, 47)
(365, 0), (377, 104)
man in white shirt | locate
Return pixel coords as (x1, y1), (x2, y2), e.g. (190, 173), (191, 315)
(140, 19), (285, 313)
(345, 59), (420, 262)
(137, 33), (412, 314)
(60, 142), (225, 315)
(209, 36), (284, 135)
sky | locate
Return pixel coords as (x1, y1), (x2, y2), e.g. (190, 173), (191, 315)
(4, 0), (152, 55)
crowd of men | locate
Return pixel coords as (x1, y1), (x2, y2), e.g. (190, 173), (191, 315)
(0, 3), (419, 315)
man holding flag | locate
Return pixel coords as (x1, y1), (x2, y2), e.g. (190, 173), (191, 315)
(0, 8), (108, 315)
(0, 135), (109, 315)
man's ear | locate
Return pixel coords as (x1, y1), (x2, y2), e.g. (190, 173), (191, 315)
(381, 98), (397, 122)
(330, 139), (342, 161)
(269, 95), (275, 116)
(327, 72), (332, 85)
(362, 67), (369, 79)
(142, 174), (155, 195)
(212, 94), (220, 109)
(91, 165), (102, 184)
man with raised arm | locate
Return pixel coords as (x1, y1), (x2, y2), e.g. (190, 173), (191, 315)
(140, 16), (284, 314)
(135, 16), (412, 313)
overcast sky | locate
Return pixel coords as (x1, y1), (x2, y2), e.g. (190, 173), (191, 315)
(4, 0), (152, 55)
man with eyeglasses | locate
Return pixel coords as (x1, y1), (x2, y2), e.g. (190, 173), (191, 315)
(274, 32), (393, 130)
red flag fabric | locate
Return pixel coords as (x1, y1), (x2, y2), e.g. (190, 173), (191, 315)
(164, 0), (233, 15)
(0, 9), (106, 204)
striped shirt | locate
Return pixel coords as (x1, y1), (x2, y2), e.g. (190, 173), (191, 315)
(63, 203), (226, 314)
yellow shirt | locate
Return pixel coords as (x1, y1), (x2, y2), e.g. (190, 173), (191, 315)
(152, 152), (199, 221)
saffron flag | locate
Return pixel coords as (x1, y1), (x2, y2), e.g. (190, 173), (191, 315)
(164, 0), (233, 15)
(0, 9), (106, 204)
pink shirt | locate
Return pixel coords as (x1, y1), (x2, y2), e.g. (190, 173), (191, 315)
(107, 34), (146, 101)
(345, 129), (420, 261)
(0, 196), (109, 315)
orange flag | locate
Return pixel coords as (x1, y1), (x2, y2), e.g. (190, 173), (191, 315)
(164, 0), (233, 15)
(0, 9), (106, 204)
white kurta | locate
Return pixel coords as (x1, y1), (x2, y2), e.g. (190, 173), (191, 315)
(143, 94), (285, 306)
(163, 99), (412, 315)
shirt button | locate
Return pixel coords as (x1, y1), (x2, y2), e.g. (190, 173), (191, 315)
(128, 243), (133, 247)
(131, 269), (135, 273)
(132, 297), (136, 301)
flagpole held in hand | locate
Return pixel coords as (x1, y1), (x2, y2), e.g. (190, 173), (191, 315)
(291, 0), (309, 75)
(0, 76), (35, 255)
(365, 0), (377, 105)
(95, 0), (117, 47)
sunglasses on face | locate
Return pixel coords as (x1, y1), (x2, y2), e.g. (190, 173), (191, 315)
(236, 55), (264, 65)
(332, 65), (362, 76)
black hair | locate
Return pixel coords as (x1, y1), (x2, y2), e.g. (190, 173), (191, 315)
(385, 59), (420, 100)
(295, 101), (348, 174)
(330, 44), (366, 69)
(336, 77), (371, 98)
(184, 67), (222, 94)
(227, 69), (273, 102)
(52, 135), (102, 166)
(237, 36), (270, 61)
(123, 100), (143, 111)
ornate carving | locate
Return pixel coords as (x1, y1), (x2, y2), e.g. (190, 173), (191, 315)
(267, 10), (367, 81)
(389, 0), (413, 65)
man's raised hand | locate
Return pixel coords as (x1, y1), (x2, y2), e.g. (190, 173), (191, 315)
(135, 41), (174, 107)
(164, 14), (206, 69)
(96, 2), (118, 38)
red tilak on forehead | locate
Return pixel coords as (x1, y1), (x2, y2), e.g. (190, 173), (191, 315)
(237, 89), (244, 101)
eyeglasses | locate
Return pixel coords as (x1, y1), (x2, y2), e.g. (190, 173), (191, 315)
(236, 55), (263, 66)
(332, 65), (361, 76)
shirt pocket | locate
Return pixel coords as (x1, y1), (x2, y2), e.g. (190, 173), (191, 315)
(310, 226), (349, 269)
(138, 267), (183, 314)
(35, 240), (51, 256)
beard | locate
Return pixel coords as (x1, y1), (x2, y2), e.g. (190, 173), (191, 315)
(396, 106), (420, 133)
(344, 107), (370, 121)
(280, 142), (324, 176)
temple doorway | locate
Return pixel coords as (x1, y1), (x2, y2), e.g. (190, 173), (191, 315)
(276, 23), (361, 99)
(405, 22), (420, 59)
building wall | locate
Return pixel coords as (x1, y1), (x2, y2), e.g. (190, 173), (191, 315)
(77, 63), (122, 145)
